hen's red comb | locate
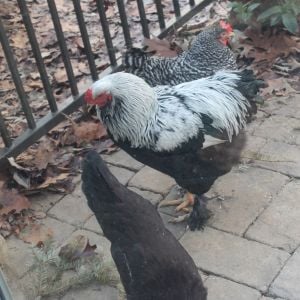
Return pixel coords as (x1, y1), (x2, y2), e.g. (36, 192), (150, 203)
(219, 20), (233, 33)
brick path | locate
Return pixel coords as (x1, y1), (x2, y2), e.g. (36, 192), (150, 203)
(2, 94), (300, 299)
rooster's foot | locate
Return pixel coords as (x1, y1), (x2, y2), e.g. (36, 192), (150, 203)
(168, 214), (189, 224)
(158, 192), (195, 212)
(158, 199), (183, 208)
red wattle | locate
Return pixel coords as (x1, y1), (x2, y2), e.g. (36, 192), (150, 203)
(85, 88), (93, 104)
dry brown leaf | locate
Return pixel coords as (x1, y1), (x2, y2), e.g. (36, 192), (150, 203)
(13, 171), (31, 189)
(72, 121), (107, 145)
(244, 29), (300, 66)
(261, 78), (295, 97)
(0, 80), (15, 91)
(27, 79), (44, 90)
(20, 223), (53, 246)
(10, 31), (28, 49)
(0, 184), (31, 216)
(7, 157), (31, 172)
(144, 37), (178, 57)
(75, 37), (84, 49)
(34, 139), (57, 170)
(59, 235), (97, 261)
(37, 173), (69, 189)
(54, 68), (67, 83)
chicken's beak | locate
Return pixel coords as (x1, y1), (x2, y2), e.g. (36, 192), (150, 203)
(228, 31), (235, 38)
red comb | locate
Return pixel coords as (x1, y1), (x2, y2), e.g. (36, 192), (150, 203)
(219, 20), (233, 33)
(85, 88), (93, 104)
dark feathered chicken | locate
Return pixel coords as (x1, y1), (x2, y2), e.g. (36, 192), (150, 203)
(123, 20), (236, 86)
(81, 151), (207, 300)
(84, 70), (263, 230)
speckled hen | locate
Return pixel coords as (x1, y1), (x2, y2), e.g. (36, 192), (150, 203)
(123, 20), (237, 86)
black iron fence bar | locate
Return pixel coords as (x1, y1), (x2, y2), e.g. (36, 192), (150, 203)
(0, 18), (36, 130)
(95, 0), (117, 67)
(189, 0), (195, 6)
(0, 0), (214, 166)
(0, 63), (123, 168)
(172, 0), (181, 17)
(72, 0), (98, 81)
(154, 0), (166, 29)
(0, 95), (83, 169)
(17, 0), (58, 113)
(136, 0), (150, 38)
(0, 111), (12, 147)
(158, 0), (213, 37)
(116, 0), (132, 49)
(47, 0), (79, 96)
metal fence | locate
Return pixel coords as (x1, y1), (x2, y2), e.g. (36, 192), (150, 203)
(0, 0), (213, 167)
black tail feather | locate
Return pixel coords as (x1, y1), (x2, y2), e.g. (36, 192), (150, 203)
(237, 69), (265, 117)
(237, 69), (265, 100)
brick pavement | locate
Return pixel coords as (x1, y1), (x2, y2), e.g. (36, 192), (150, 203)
(2, 94), (300, 299)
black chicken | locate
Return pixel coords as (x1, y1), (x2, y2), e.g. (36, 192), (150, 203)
(123, 20), (236, 86)
(84, 70), (263, 230)
(81, 151), (207, 300)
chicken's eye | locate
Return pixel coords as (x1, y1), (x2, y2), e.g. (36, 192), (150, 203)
(219, 32), (231, 46)
(94, 92), (112, 107)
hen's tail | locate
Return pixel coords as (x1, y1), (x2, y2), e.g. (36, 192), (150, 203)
(123, 47), (154, 70)
(236, 69), (265, 116)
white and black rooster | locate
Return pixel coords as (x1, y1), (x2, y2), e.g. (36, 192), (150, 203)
(85, 70), (263, 230)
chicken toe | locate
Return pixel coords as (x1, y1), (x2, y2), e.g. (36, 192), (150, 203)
(158, 192), (195, 213)
(158, 198), (184, 208)
(175, 192), (195, 212)
(168, 214), (190, 224)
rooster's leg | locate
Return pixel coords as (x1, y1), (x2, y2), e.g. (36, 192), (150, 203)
(168, 195), (211, 230)
(175, 192), (194, 211)
(158, 192), (195, 212)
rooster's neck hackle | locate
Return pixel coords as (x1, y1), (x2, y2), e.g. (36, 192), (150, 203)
(96, 73), (158, 147)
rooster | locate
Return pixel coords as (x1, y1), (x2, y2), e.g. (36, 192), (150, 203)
(84, 70), (263, 230)
(123, 20), (236, 86)
(82, 151), (207, 300)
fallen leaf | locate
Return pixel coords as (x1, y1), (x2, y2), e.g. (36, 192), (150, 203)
(7, 157), (31, 172)
(59, 234), (97, 261)
(34, 139), (57, 170)
(10, 31), (28, 49)
(0, 184), (31, 216)
(244, 29), (300, 66)
(36, 173), (69, 189)
(13, 171), (31, 189)
(144, 37), (179, 57)
(0, 80), (15, 92)
(261, 77), (295, 97)
(54, 68), (67, 84)
(20, 223), (53, 246)
(73, 121), (107, 145)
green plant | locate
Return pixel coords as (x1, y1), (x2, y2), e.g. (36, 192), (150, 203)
(230, 1), (261, 23)
(230, 0), (300, 34)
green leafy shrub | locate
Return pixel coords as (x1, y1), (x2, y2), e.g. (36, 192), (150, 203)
(229, 0), (300, 34)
